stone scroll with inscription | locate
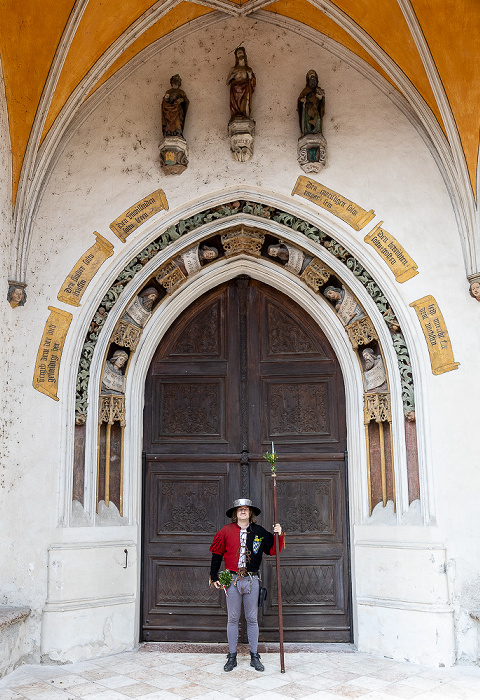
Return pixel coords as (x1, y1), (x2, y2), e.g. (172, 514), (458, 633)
(410, 295), (459, 375)
(57, 233), (114, 307)
(365, 223), (418, 283)
(33, 307), (73, 400)
(110, 189), (169, 242)
(292, 176), (375, 230)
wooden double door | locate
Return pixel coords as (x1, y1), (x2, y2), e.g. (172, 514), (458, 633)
(142, 277), (351, 642)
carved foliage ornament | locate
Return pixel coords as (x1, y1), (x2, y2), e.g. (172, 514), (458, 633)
(75, 201), (415, 424)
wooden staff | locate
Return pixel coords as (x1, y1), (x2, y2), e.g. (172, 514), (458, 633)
(266, 442), (285, 673)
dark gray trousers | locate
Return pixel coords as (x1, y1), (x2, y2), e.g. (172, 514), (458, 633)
(226, 575), (260, 653)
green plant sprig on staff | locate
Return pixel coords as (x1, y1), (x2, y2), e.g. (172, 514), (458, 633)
(263, 448), (277, 473)
(218, 570), (232, 596)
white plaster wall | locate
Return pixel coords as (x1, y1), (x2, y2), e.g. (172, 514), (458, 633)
(1, 16), (480, 666)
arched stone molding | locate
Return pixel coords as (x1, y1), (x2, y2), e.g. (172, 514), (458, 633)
(59, 191), (433, 528)
(13, 7), (476, 282)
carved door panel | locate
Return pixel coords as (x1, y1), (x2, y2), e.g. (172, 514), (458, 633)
(142, 278), (350, 642)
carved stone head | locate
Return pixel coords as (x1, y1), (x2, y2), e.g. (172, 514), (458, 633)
(110, 350), (128, 369)
(170, 74), (181, 88)
(469, 280), (480, 301)
(7, 282), (27, 308)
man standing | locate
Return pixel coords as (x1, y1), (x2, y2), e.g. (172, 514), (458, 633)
(210, 498), (283, 672)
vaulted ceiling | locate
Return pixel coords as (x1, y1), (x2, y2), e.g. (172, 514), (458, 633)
(1, 0), (479, 278)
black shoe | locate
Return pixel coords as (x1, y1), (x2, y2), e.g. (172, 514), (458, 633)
(224, 653), (237, 672)
(250, 652), (264, 672)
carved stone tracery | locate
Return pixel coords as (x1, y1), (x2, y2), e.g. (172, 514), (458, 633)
(111, 320), (142, 351)
(363, 392), (392, 424)
(221, 226), (264, 258)
(345, 316), (378, 349)
(155, 261), (186, 294)
(300, 259), (331, 292)
(99, 395), (126, 426)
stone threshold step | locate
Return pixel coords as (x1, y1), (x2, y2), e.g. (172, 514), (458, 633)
(141, 642), (356, 654)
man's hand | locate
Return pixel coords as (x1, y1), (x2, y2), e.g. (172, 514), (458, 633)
(273, 523), (282, 535)
(213, 580), (222, 589)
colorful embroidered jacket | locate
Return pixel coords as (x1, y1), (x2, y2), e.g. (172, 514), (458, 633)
(209, 522), (284, 582)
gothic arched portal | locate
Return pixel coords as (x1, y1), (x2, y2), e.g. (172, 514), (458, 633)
(141, 276), (351, 643)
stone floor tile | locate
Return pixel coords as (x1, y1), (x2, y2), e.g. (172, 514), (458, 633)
(95, 677), (138, 690)
(115, 684), (162, 698)
(320, 671), (363, 684)
(243, 675), (290, 691)
(145, 678), (190, 692)
(295, 677), (339, 691)
(365, 671), (414, 684)
(85, 691), (135, 700)
(378, 683), (424, 698)
(243, 691), (307, 700)
(188, 692), (241, 700)
(80, 672), (124, 683)
(48, 676), (92, 689)
(166, 684), (217, 699)
(273, 681), (325, 697)
(321, 684), (370, 698)
(65, 682), (110, 697)
(344, 677), (391, 692)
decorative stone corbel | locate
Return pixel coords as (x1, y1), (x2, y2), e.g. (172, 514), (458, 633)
(467, 272), (480, 301)
(300, 259), (331, 292)
(221, 226), (264, 258)
(345, 317), (378, 349)
(7, 280), (27, 308)
(155, 261), (186, 294)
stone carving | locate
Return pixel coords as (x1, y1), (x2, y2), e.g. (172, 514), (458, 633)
(300, 259), (331, 292)
(469, 279), (480, 301)
(324, 285), (364, 326)
(362, 348), (388, 393)
(267, 242), (306, 275)
(7, 281), (27, 308)
(123, 287), (159, 327)
(227, 47), (256, 162)
(156, 261), (186, 294)
(112, 287), (160, 351)
(160, 74), (189, 174)
(221, 226), (264, 257)
(111, 322), (142, 352)
(364, 392), (391, 424)
(101, 350), (128, 395)
(180, 244), (219, 276)
(99, 394), (126, 425)
(345, 316), (378, 349)
(75, 200), (416, 424)
(297, 70), (326, 172)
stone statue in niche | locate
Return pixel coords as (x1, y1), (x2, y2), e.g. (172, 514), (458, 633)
(160, 74), (189, 174)
(7, 281), (27, 308)
(323, 285), (364, 326)
(361, 347), (388, 393)
(178, 244), (219, 276)
(227, 47), (256, 162)
(469, 280), (480, 301)
(297, 69), (327, 173)
(122, 287), (159, 328)
(101, 350), (128, 395)
(267, 241), (310, 275)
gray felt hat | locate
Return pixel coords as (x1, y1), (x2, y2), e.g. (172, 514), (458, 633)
(226, 498), (261, 518)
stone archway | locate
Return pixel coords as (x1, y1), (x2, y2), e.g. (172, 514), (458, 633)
(141, 276), (351, 643)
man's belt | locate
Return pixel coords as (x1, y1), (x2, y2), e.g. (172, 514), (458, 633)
(232, 569), (259, 577)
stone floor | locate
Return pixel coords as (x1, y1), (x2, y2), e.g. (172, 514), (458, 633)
(1, 646), (480, 700)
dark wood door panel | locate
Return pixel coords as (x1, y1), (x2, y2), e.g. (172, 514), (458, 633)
(142, 277), (351, 642)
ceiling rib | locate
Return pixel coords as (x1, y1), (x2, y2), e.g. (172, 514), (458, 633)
(14, 0), (193, 281)
(396, 0), (477, 272)
(12, 0), (89, 280)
